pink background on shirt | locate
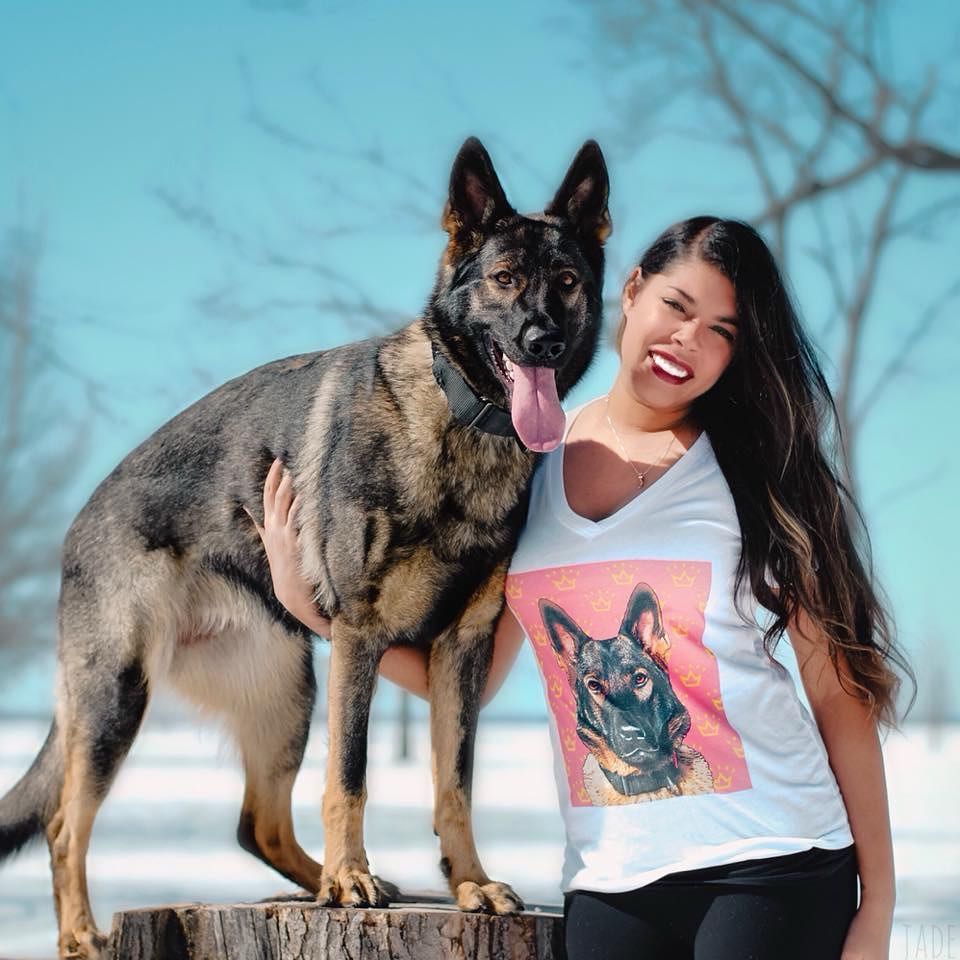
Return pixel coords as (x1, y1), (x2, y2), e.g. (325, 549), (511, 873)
(505, 559), (751, 806)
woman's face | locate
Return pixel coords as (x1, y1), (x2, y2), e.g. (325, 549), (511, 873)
(616, 257), (739, 415)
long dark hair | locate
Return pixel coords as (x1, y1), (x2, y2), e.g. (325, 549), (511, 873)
(616, 217), (915, 731)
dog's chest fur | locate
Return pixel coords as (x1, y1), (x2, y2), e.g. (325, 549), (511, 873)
(296, 322), (536, 640)
(582, 747), (715, 805)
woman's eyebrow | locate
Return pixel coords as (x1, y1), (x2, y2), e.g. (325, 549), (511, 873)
(667, 285), (738, 326)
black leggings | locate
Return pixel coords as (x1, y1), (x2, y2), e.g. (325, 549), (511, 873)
(563, 847), (859, 960)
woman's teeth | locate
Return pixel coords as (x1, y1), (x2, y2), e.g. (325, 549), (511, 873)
(651, 352), (691, 379)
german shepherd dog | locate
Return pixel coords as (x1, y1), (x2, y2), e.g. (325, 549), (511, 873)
(540, 583), (714, 805)
(0, 137), (610, 958)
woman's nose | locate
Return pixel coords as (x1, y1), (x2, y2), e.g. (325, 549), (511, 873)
(671, 317), (699, 349)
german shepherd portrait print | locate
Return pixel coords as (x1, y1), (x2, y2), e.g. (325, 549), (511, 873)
(506, 560), (752, 806)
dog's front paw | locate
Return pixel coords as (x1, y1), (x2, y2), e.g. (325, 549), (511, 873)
(317, 865), (391, 908)
(60, 926), (108, 960)
(456, 879), (525, 915)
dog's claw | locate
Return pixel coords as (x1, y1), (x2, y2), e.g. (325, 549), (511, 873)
(456, 880), (525, 915)
(60, 926), (108, 960)
(318, 867), (392, 908)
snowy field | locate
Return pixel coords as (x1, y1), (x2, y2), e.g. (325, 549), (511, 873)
(0, 715), (957, 959)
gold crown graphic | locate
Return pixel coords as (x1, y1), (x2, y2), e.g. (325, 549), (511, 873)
(505, 581), (523, 600)
(610, 565), (634, 585)
(679, 666), (703, 687)
(531, 626), (548, 647)
(697, 716), (720, 737)
(729, 740), (744, 758)
(550, 677), (564, 698)
(563, 731), (578, 752)
(672, 565), (696, 587)
(711, 693), (724, 712)
(589, 590), (612, 612)
(551, 571), (577, 591)
(714, 771), (733, 790)
(670, 619), (690, 638)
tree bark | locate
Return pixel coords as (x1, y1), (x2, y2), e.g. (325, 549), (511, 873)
(107, 899), (563, 960)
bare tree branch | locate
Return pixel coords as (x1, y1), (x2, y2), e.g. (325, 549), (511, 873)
(853, 275), (960, 424)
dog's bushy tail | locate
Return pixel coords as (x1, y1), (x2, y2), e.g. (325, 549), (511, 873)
(0, 721), (63, 860)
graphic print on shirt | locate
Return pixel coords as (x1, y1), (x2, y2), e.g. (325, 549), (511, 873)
(506, 559), (752, 806)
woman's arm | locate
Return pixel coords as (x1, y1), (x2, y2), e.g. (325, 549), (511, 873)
(788, 606), (895, 957)
(379, 606), (525, 707)
(247, 458), (526, 707)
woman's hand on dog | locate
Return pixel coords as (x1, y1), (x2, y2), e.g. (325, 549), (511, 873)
(245, 458), (333, 638)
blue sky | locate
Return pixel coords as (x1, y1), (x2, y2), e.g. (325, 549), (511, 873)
(1, 0), (958, 719)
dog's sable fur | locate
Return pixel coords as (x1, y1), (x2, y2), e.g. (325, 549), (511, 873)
(0, 137), (610, 958)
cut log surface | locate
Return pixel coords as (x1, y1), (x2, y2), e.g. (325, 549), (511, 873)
(106, 897), (564, 960)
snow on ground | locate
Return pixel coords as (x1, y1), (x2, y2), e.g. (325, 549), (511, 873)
(0, 716), (956, 959)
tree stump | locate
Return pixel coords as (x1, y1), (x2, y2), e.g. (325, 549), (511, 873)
(106, 896), (564, 959)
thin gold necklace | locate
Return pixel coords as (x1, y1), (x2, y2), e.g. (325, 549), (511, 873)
(603, 396), (677, 489)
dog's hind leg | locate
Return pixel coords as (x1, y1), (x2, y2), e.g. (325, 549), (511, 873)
(428, 573), (524, 916)
(316, 621), (390, 907)
(233, 661), (323, 893)
(48, 648), (149, 960)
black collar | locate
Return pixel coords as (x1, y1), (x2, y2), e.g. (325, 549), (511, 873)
(600, 754), (679, 797)
(430, 343), (518, 440)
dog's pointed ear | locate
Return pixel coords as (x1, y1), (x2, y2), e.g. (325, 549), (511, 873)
(545, 140), (612, 246)
(618, 583), (665, 652)
(442, 137), (515, 244)
(539, 598), (589, 681)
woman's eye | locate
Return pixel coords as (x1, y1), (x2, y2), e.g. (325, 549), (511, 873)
(559, 272), (578, 289)
(493, 271), (513, 286)
(662, 298), (684, 312)
(713, 326), (736, 342)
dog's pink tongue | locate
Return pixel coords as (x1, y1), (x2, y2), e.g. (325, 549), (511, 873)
(505, 361), (565, 452)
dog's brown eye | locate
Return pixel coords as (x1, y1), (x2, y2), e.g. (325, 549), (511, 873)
(634, 672), (648, 688)
(492, 270), (513, 286)
(558, 271), (578, 289)
(586, 678), (604, 695)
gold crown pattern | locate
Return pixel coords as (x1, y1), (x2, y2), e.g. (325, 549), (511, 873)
(671, 564), (696, 588)
(549, 677), (564, 699)
(550, 569), (578, 591)
(679, 665), (703, 687)
(505, 580), (523, 600)
(714, 770), (733, 791)
(608, 563), (634, 586)
(563, 731), (578, 752)
(588, 589), (613, 612)
(670, 618), (690, 638)
(531, 625), (548, 647)
(697, 716), (720, 737)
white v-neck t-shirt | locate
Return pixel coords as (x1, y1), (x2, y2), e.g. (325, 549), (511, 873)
(504, 400), (853, 894)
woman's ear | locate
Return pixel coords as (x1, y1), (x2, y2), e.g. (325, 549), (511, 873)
(621, 267), (645, 313)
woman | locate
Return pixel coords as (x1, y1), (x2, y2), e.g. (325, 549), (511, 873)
(248, 217), (914, 959)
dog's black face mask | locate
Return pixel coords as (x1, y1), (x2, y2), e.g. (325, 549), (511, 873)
(541, 584), (691, 781)
(425, 137), (610, 453)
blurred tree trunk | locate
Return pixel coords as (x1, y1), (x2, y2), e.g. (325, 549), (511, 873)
(0, 214), (90, 674)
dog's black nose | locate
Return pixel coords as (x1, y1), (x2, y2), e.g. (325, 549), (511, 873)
(522, 326), (566, 363)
